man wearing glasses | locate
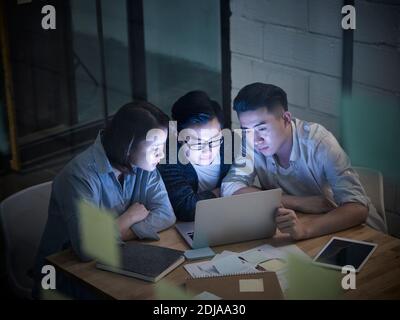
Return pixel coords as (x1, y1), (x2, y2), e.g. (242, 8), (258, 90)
(221, 83), (386, 240)
(158, 91), (231, 221)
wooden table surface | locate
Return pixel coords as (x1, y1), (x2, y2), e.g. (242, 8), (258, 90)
(46, 214), (400, 300)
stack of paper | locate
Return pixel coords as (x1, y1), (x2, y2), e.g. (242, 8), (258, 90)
(184, 250), (258, 278)
(184, 244), (309, 292)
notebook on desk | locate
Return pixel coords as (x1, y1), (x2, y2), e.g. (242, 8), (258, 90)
(186, 272), (284, 300)
(96, 242), (185, 283)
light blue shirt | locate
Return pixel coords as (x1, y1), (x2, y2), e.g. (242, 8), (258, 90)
(221, 118), (386, 232)
(35, 132), (176, 270)
(192, 162), (221, 193)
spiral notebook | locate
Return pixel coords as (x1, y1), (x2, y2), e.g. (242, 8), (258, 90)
(186, 272), (284, 300)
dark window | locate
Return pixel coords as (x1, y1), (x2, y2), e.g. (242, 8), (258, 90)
(1, 0), (230, 170)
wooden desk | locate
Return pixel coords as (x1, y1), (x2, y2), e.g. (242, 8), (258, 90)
(46, 214), (400, 300)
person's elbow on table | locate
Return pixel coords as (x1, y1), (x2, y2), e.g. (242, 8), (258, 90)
(164, 212), (177, 228)
(131, 206), (176, 240)
(352, 202), (369, 224)
(117, 202), (149, 241)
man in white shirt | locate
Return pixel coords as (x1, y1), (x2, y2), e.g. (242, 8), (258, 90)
(222, 83), (386, 240)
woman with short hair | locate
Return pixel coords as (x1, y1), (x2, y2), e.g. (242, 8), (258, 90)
(33, 101), (175, 298)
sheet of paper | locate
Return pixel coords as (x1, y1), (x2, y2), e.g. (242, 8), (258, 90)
(213, 255), (251, 274)
(240, 250), (270, 265)
(279, 244), (310, 260)
(184, 251), (258, 278)
(183, 245), (308, 281)
(195, 251), (242, 274)
(211, 254), (221, 262)
(259, 259), (287, 272)
(198, 262), (219, 274)
(197, 250), (239, 272)
(194, 291), (222, 300)
(238, 244), (309, 293)
(239, 278), (264, 292)
(240, 244), (286, 263)
(211, 250), (237, 262)
(184, 260), (221, 278)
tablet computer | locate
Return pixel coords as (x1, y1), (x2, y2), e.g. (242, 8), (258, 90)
(312, 237), (377, 272)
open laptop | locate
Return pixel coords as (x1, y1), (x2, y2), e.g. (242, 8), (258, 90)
(175, 188), (282, 249)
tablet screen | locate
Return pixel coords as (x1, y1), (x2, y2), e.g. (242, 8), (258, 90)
(314, 238), (376, 270)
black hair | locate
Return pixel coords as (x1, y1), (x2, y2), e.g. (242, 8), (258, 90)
(171, 90), (224, 132)
(233, 83), (288, 114)
(102, 100), (169, 173)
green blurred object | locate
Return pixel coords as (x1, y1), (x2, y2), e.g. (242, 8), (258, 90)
(40, 289), (71, 300)
(286, 253), (342, 300)
(342, 94), (400, 183)
(154, 280), (194, 300)
(78, 200), (121, 268)
(0, 60), (10, 154)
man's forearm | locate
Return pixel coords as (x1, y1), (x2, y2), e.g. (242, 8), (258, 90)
(282, 195), (336, 214)
(303, 202), (368, 239)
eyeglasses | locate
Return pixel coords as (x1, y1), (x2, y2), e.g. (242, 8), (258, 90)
(185, 137), (223, 151)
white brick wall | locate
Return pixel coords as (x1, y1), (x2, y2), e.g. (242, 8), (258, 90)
(353, 43), (400, 93)
(354, 0), (400, 46)
(308, 0), (342, 37)
(308, 0), (400, 44)
(263, 25), (342, 77)
(230, 17), (263, 59)
(309, 74), (342, 117)
(231, 0), (308, 30)
(230, 0), (400, 139)
(230, 0), (344, 139)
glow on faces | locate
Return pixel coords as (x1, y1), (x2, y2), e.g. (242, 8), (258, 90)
(132, 128), (168, 171)
(238, 107), (291, 157)
(181, 117), (222, 166)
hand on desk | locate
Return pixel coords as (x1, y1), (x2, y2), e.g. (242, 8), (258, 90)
(276, 202), (368, 241)
(117, 203), (149, 240)
(275, 207), (308, 241)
